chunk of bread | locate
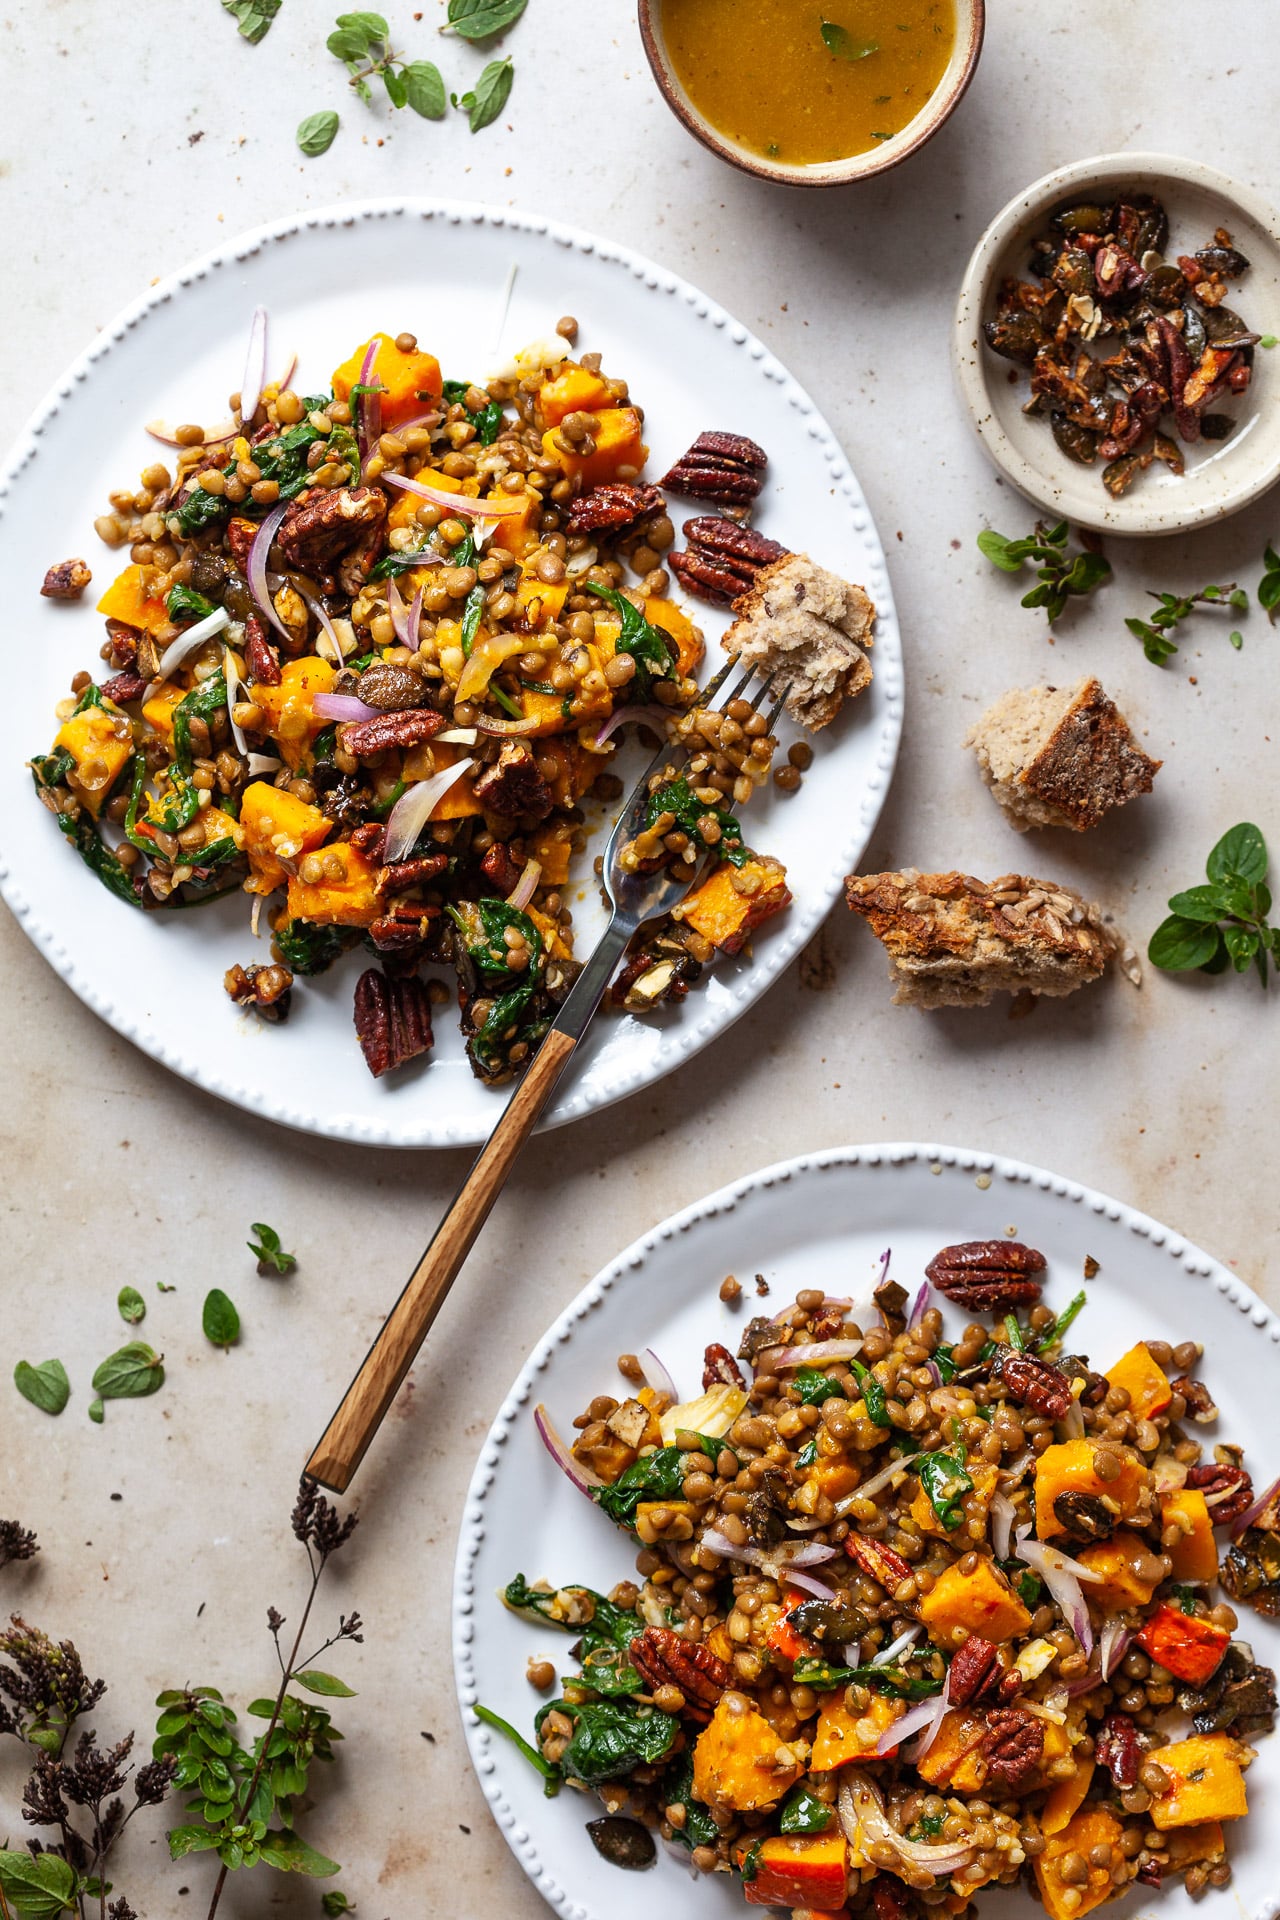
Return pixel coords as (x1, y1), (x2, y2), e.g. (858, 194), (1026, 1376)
(723, 552), (874, 730)
(845, 867), (1116, 1008)
(965, 677), (1161, 832)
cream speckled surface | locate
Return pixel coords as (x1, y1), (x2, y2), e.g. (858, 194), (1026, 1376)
(1, 2), (1277, 1915)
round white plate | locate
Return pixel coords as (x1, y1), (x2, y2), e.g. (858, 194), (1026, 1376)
(453, 1142), (1280, 1920)
(953, 153), (1280, 536)
(0, 199), (902, 1147)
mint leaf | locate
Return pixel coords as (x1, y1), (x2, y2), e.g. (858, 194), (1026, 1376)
(455, 54), (513, 131)
(1207, 822), (1266, 885)
(14, 1359), (70, 1417)
(222, 0), (281, 42)
(444, 0), (527, 37)
(297, 110), (340, 156)
(401, 59), (446, 117)
(202, 1289), (241, 1350)
(118, 1284), (146, 1324)
(92, 1341), (165, 1400)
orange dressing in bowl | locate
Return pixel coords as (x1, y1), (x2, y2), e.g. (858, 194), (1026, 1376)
(662, 0), (956, 165)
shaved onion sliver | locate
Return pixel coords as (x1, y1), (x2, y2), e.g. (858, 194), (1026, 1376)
(1059, 1399), (1086, 1440)
(380, 470), (527, 519)
(700, 1528), (836, 1573)
(434, 728), (479, 745)
(593, 704), (671, 750)
(990, 1490), (1016, 1562)
(247, 752), (282, 777)
(907, 1281), (931, 1331)
(763, 1340), (864, 1372)
(147, 605), (231, 691)
(842, 1451), (912, 1505)
(239, 306), (268, 427)
(247, 502), (292, 641)
(1230, 1472), (1280, 1538)
(477, 712), (542, 737)
(386, 577), (413, 647)
(313, 693), (380, 723)
(838, 1773), (974, 1877)
(641, 1348), (677, 1402)
(1151, 1455), (1188, 1494)
(1100, 1621), (1134, 1680)
(223, 646), (249, 754)
(301, 592), (345, 667)
(872, 1624), (921, 1667)
(533, 1403), (600, 1501)
(778, 1568), (836, 1602)
(564, 543), (598, 577)
(924, 1360), (943, 1388)
(997, 1445), (1035, 1485)
(355, 338), (381, 465)
(506, 859), (542, 914)
(881, 1670), (951, 1759)
(383, 758), (475, 864)
(1015, 1526), (1101, 1657)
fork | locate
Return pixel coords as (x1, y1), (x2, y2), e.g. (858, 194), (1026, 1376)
(305, 662), (787, 1493)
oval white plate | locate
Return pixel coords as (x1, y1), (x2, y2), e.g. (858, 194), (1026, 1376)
(953, 153), (1280, 536)
(453, 1142), (1280, 1920)
(0, 199), (902, 1148)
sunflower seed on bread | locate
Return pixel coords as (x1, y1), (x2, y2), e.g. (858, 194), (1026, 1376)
(722, 552), (874, 731)
(964, 676), (1161, 832)
(844, 867), (1117, 1009)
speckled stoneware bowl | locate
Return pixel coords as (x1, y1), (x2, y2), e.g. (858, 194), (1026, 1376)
(954, 152), (1280, 536)
(636, 0), (984, 188)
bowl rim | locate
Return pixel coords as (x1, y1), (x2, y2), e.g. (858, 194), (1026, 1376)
(636, 0), (985, 189)
(952, 148), (1280, 536)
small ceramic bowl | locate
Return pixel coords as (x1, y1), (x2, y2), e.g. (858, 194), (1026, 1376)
(953, 152), (1280, 536)
(636, 0), (984, 189)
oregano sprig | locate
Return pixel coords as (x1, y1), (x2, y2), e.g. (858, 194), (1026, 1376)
(1125, 582), (1248, 666)
(1148, 823), (1277, 985)
(326, 12), (445, 114)
(976, 520), (1110, 623)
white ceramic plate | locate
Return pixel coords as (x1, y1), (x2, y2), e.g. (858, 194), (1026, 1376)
(453, 1142), (1280, 1920)
(0, 199), (901, 1148)
(953, 153), (1280, 536)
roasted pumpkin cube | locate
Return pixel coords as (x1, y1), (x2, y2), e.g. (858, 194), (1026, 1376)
(490, 487), (540, 559)
(528, 821), (573, 887)
(539, 365), (613, 426)
(1162, 1488), (1220, 1584)
(918, 1559), (1031, 1645)
(1041, 1759), (1095, 1835)
(239, 781), (330, 893)
(514, 566), (569, 630)
(805, 1456), (861, 1503)
(643, 596), (704, 677)
(1166, 1821), (1226, 1869)
(692, 1695), (802, 1811)
(542, 407), (647, 488)
(96, 563), (171, 634)
(1136, 1605), (1230, 1686)
(914, 1709), (988, 1792)
(909, 1463), (999, 1540)
(1075, 1529), (1162, 1611)
(741, 1831), (847, 1911)
(1149, 1734), (1249, 1829)
(331, 332), (443, 428)
(54, 704), (134, 818)
(403, 741), (483, 819)
(1105, 1342), (1173, 1419)
(676, 857), (792, 956)
(1034, 1438), (1147, 1539)
(1034, 1809), (1125, 1920)
(141, 681), (185, 743)
(285, 841), (380, 927)
(810, 1692), (903, 1770)
(250, 656), (337, 770)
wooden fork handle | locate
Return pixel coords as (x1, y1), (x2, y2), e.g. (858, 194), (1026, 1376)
(305, 1024), (576, 1493)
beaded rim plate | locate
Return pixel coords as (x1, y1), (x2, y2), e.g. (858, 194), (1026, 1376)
(0, 198), (902, 1147)
(453, 1142), (1280, 1920)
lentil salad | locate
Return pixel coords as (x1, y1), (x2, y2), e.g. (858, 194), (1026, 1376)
(483, 1251), (1278, 1915)
(28, 317), (804, 1081)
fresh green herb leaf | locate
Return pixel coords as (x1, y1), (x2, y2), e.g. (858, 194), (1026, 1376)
(333, 9), (389, 44)
(1150, 825), (1275, 986)
(273, 920), (350, 976)
(1126, 582), (1247, 667)
(382, 64), (408, 106)
(475, 1702), (560, 1790)
(662, 1753), (719, 1849)
(88, 1398), (104, 1424)
(791, 1368), (848, 1407)
(322, 1895), (357, 1916)
(791, 1655), (941, 1701)
(1259, 546), (1280, 620)
(1208, 822), (1267, 885)
(1034, 1289), (1086, 1354)
(850, 1358), (890, 1426)
(1149, 915), (1226, 972)
(911, 1450), (973, 1531)
(401, 59), (447, 117)
(443, 0), (527, 37)
(1261, 334), (1279, 349)
(820, 20), (879, 58)
(740, 1838), (764, 1883)
(0, 1851), (80, 1917)
(294, 1669), (356, 1698)
(453, 55), (514, 132)
(460, 582), (486, 655)
(594, 1441), (726, 1529)
(92, 1342), (165, 1400)
(795, 1436), (818, 1469)
(202, 1289), (241, 1350)
(14, 1359), (70, 1416)
(249, 1222), (298, 1276)
(977, 519), (1110, 622)
(584, 580), (678, 699)
(908, 1811), (947, 1840)
(157, 1280), (176, 1293)
(779, 1784), (834, 1834)
(297, 110), (341, 156)
(932, 1343), (957, 1384)
(222, 0), (281, 42)
(166, 585), (218, 625)
(1003, 1315), (1025, 1352)
(534, 1696), (678, 1787)
(118, 1285), (146, 1325)
(643, 772), (749, 868)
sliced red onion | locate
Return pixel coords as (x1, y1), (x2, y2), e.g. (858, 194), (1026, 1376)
(882, 1673), (952, 1760)
(762, 1339), (864, 1372)
(148, 605), (231, 690)
(907, 1281), (931, 1331)
(275, 350), (298, 395)
(533, 1403), (600, 1500)
(838, 1773), (974, 1876)
(386, 577), (413, 647)
(1100, 1621), (1134, 1680)
(700, 1529), (836, 1573)
(300, 591), (344, 667)
(872, 1624), (921, 1667)
(382, 757), (475, 864)
(924, 1360), (943, 1389)
(1229, 1472), (1280, 1537)
(778, 1568), (836, 1602)
(313, 693), (380, 723)
(840, 1452), (911, 1505)
(477, 713), (542, 737)
(380, 471), (527, 520)
(1015, 1526), (1103, 1657)
(997, 1445), (1035, 1486)
(224, 646), (249, 754)
(592, 704), (672, 750)
(393, 408), (442, 435)
(239, 306), (268, 427)
(990, 1490), (1016, 1562)
(1151, 1455), (1189, 1494)
(355, 338), (382, 465)
(505, 858), (542, 915)
(639, 1348), (677, 1402)
(1059, 1400), (1086, 1440)
(247, 502), (293, 641)
(146, 419), (237, 448)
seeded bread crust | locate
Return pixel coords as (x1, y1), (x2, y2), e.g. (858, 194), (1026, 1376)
(723, 552), (874, 731)
(844, 867), (1117, 1008)
(965, 677), (1161, 832)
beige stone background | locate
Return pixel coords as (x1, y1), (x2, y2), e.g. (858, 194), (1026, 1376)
(1, 0), (1276, 1913)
